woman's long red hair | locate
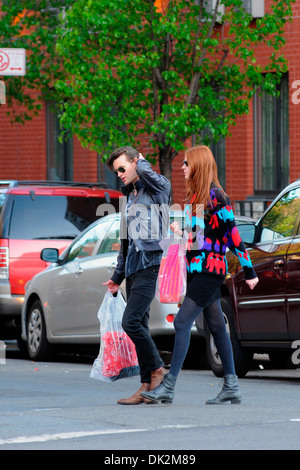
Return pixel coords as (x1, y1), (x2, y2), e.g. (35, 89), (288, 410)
(185, 145), (225, 213)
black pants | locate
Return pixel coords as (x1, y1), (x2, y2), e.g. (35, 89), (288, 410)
(123, 266), (164, 383)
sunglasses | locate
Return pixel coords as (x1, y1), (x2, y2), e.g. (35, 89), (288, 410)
(114, 166), (126, 176)
(114, 159), (134, 176)
(183, 160), (189, 167)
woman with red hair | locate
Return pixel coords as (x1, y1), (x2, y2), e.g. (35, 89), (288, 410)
(142, 145), (258, 405)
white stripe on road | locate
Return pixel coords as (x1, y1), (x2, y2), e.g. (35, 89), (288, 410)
(0, 429), (148, 445)
(3, 418), (300, 446)
(0, 424), (197, 446)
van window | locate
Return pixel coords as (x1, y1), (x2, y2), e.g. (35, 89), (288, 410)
(0, 193), (6, 217)
(9, 195), (119, 240)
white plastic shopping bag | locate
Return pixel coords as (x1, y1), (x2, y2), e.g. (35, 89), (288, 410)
(90, 291), (140, 382)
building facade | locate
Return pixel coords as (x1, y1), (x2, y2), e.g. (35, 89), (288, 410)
(0, 0), (299, 218)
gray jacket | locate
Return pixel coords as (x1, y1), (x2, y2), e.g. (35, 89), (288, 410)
(111, 159), (171, 285)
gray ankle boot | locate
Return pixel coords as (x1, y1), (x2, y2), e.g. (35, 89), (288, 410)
(206, 374), (241, 405)
(140, 372), (176, 404)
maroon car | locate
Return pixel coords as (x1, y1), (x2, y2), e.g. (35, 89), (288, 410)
(197, 179), (300, 377)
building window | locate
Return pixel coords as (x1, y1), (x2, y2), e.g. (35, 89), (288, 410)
(193, 133), (226, 189)
(97, 156), (123, 191)
(253, 73), (289, 195)
(104, 166), (123, 190)
(46, 102), (73, 181)
(211, 138), (226, 189)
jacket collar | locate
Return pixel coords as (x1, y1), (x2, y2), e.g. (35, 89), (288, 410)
(121, 179), (142, 196)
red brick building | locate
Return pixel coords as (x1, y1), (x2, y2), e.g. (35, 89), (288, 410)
(0, 0), (299, 218)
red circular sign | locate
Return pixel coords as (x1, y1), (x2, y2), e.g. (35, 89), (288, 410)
(0, 51), (9, 72)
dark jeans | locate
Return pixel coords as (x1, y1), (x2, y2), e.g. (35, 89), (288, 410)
(123, 265), (164, 383)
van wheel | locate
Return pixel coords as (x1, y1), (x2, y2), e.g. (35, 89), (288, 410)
(27, 300), (52, 361)
(205, 297), (253, 378)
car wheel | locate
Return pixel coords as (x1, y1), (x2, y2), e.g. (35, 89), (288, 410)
(205, 297), (253, 378)
(27, 300), (52, 361)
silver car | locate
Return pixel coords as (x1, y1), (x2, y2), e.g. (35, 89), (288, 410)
(21, 212), (191, 361)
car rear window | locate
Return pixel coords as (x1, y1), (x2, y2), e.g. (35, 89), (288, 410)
(9, 195), (119, 240)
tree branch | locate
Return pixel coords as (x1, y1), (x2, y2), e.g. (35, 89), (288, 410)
(186, 0), (221, 107)
(191, 0), (205, 69)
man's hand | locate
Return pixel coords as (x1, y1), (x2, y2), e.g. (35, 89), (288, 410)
(131, 153), (144, 171)
(102, 279), (119, 294)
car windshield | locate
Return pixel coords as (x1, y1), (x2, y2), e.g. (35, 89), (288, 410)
(9, 194), (119, 240)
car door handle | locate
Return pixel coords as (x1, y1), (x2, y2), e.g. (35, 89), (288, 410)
(75, 267), (83, 275)
(274, 260), (285, 270)
(108, 262), (117, 270)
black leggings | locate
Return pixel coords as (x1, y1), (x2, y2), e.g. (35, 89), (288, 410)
(170, 296), (235, 377)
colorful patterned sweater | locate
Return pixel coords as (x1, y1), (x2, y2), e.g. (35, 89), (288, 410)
(184, 186), (256, 280)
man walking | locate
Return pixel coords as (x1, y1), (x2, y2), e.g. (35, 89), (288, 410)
(103, 146), (171, 404)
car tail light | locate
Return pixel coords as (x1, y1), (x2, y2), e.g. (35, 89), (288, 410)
(0, 242), (9, 279)
(166, 314), (175, 323)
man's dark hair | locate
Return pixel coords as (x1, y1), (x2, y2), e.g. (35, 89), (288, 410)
(106, 146), (139, 171)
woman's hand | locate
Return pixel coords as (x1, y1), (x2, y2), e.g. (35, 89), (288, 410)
(246, 277), (259, 290)
(170, 221), (183, 237)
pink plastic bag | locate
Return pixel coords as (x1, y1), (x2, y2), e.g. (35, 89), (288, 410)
(157, 240), (187, 304)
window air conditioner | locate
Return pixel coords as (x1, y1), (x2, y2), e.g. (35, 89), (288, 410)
(195, 0), (225, 22)
(241, 0), (265, 18)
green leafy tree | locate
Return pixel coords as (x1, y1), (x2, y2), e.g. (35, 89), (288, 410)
(0, 0), (294, 192)
(55, 0), (293, 186)
(0, 0), (74, 122)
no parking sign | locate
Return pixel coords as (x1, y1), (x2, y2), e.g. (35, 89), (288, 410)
(0, 48), (26, 76)
(0, 48), (26, 104)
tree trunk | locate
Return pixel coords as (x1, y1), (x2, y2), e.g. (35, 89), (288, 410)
(158, 149), (174, 204)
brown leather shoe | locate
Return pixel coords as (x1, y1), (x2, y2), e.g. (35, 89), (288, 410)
(117, 383), (150, 405)
(150, 367), (166, 390)
(140, 367), (166, 404)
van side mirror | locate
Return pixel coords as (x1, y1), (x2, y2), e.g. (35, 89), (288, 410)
(41, 248), (59, 263)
